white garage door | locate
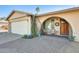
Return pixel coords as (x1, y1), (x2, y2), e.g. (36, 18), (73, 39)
(11, 20), (31, 35)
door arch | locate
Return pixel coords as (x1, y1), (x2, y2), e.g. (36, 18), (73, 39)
(41, 16), (73, 36)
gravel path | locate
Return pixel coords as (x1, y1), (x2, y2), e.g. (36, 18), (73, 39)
(0, 33), (79, 53)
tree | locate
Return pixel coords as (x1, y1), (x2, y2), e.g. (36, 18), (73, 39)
(35, 7), (40, 15)
(31, 7), (40, 37)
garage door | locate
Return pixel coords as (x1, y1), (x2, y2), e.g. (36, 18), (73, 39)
(11, 20), (31, 35)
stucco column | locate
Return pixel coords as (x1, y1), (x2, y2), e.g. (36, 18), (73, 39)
(8, 21), (11, 33)
(36, 18), (42, 36)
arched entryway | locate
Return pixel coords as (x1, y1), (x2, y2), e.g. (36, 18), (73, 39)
(41, 17), (72, 37)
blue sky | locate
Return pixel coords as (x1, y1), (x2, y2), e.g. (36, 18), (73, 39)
(0, 5), (79, 17)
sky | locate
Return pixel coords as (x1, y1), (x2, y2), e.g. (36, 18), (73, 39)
(0, 5), (79, 17)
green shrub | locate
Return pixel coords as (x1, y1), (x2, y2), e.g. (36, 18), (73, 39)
(68, 35), (76, 41)
(22, 35), (33, 39)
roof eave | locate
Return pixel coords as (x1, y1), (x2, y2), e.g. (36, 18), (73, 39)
(37, 7), (79, 17)
(6, 10), (33, 20)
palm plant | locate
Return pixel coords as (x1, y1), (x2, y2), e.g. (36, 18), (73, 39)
(31, 7), (40, 37)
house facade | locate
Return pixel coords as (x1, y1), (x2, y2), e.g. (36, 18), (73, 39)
(0, 18), (8, 32)
(7, 7), (79, 42)
(7, 11), (32, 35)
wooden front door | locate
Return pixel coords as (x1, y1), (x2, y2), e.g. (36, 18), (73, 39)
(60, 20), (69, 35)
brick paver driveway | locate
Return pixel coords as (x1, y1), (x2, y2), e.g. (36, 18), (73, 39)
(0, 33), (79, 53)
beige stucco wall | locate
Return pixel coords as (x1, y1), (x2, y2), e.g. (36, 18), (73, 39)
(8, 12), (28, 20)
(37, 10), (79, 42)
(8, 12), (32, 35)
